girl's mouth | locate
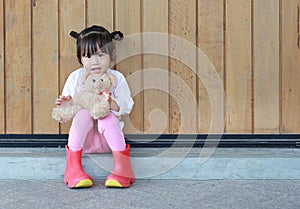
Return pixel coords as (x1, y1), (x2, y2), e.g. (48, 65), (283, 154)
(91, 68), (102, 73)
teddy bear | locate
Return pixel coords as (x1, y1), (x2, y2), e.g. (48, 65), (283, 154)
(52, 72), (116, 123)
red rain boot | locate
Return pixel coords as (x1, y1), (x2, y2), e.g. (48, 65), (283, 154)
(64, 145), (93, 188)
(105, 144), (135, 188)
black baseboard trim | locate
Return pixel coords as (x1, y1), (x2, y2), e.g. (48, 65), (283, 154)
(0, 134), (68, 148)
(126, 134), (300, 148)
(0, 134), (299, 148)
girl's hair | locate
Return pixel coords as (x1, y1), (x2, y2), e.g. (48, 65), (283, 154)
(70, 25), (124, 65)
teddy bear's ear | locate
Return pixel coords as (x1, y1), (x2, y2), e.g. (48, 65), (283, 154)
(108, 74), (117, 88)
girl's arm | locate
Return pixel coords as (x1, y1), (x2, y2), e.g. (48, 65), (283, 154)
(111, 74), (134, 116)
(56, 69), (80, 106)
(110, 99), (120, 112)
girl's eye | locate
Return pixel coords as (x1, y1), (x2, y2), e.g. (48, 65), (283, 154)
(98, 53), (105, 57)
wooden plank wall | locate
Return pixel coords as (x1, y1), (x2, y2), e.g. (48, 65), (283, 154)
(0, 0), (300, 135)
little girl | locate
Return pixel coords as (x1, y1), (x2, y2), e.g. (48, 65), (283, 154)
(55, 25), (135, 189)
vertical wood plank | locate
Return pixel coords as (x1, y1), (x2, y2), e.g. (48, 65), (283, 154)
(142, 0), (169, 134)
(253, 0), (280, 133)
(225, 0), (252, 133)
(59, 0), (85, 134)
(0, 0), (4, 133)
(32, 0), (59, 133)
(198, 0), (224, 133)
(86, 0), (113, 30)
(281, 0), (300, 133)
(115, 0), (142, 134)
(5, 0), (32, 133)
(169, 0), (197, 133)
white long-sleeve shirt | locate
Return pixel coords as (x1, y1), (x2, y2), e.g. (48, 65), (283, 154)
(62, 68), (134, 117)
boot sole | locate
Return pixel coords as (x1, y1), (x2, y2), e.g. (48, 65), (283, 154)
(74, 179), (93, 188)
(105, 179), (125, 188)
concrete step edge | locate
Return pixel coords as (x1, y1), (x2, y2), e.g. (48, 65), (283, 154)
(0, 148), (300, 180)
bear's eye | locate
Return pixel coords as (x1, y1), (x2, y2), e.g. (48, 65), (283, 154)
(92, 79), (96, 83)
(101, 79), (103, 82)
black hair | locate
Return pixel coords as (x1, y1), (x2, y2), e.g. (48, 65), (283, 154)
(70, 25), (124, 65)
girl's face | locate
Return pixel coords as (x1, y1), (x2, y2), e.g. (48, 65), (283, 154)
(81, 50), (111, 74)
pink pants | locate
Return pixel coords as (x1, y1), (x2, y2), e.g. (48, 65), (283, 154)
(68, 109), (126, 153)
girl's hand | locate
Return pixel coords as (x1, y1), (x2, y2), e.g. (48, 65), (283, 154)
(98, 90), (119, 111)
(55, 95), (72, 106)
(98, 90), (112, 102)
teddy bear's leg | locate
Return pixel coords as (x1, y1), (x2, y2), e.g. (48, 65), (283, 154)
(90, 101), (110, 119)
(64, 145), (93, 188)
(52, 105), (77, 123)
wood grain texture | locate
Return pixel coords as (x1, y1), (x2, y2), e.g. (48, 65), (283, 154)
(142, 0), (169, 134)
(253, 0), (280, 133)
(32, 0), (59, 133)
(225, 0), (252, 133)
(169, 0), (197, 133)
(5, 0), (32, 133)
(1, 1), (300, 135)
(86, 0), (113, 31)
(0, 0), (4, 133)
(198, 0), (224, 133)
(281, 0), (300, 133)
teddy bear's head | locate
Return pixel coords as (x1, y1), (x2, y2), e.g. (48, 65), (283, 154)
(84, 73), (116, 93)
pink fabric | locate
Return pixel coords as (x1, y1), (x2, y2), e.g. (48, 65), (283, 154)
(68, 109), (126, 153)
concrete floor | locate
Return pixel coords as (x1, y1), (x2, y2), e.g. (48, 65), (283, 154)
(0, 179), (300, 209)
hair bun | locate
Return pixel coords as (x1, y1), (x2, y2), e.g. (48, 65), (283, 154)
(111, 31), (124, 41)
(70, 31), (79, 39)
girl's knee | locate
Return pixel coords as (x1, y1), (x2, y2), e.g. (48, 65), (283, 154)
(73, 109), (94, 126)
(75, 109), (90, 118)
(98, 113), (121, 130)
(98, 112), (115, 123)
